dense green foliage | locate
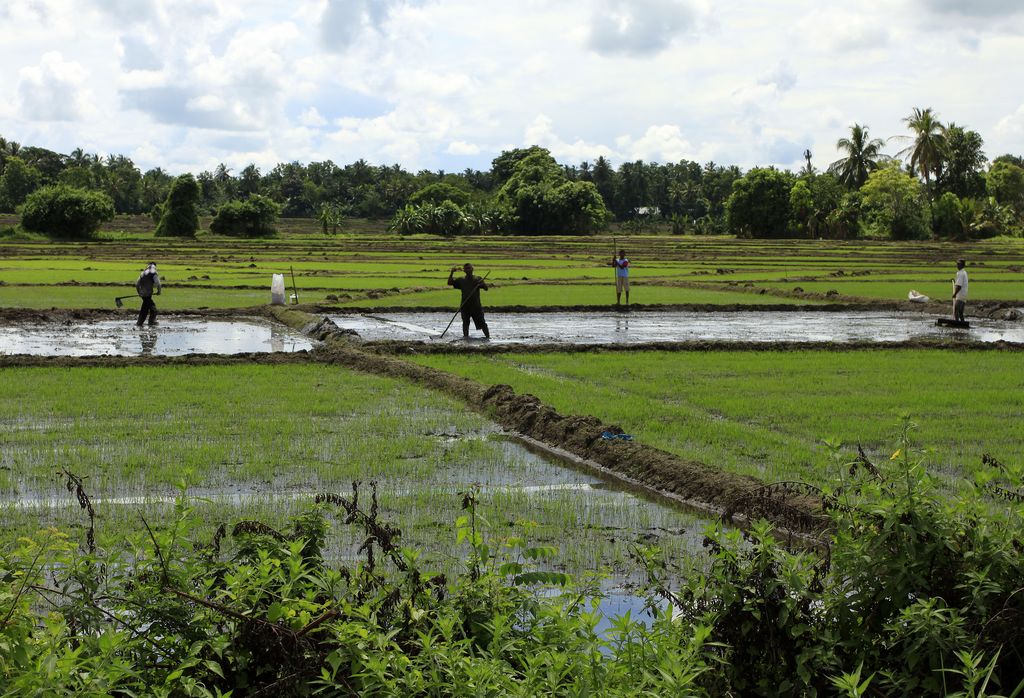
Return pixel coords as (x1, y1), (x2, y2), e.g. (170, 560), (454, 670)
(409, 181), (474, 207)
(661, 424), (1024, 695)
(2, 108), (1022, 239)
(209, 195), (279, 237)
(988, 161), (1024, 211)
(726, 167), (794, 237)
(18, 185), (115, 238)
(495, 149), (609, 234)
(154, 174), (201, 238)
(0, 156), (41, 212)
(859, 165), (932, 239)
(2, 429), (1022, 695)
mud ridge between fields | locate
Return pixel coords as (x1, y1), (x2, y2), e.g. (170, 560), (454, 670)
(314, 341), (828, 534)
(0, 307), (271, 323)
(361, 338), (1024, 355)
(0, 351), (315, 368)
(325, 302), (895, 313)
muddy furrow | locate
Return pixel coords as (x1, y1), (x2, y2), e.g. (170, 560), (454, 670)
(361, 338), (1024, 355)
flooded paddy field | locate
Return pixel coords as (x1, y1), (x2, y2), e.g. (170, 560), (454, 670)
(0, 363), (711, 585)
(333, 309), (1024, 345)
(0, 315), (314, 356)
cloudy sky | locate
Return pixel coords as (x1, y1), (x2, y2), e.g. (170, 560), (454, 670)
(1, 0), (1022, 175)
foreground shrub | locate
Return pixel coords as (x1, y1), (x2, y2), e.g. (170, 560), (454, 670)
(154, 173), (200, 237)
(210, 195), (278, 237)
(0, 482), (711, 696)
(647, 419), (1024, 696)
(19, 184), (115, 238)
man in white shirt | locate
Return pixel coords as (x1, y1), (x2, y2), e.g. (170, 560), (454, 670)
(952, 258), (968, 322)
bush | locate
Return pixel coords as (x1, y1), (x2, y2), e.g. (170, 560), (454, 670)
(932, 191), (965, 238)
(389, 200), (496, 236)
(0, 156), (42, 212)
(726, 167), (794, 238)
(645, 419), (1024, 696)
(210, 195), (279, 237)
(19, 185), (115, 238)
(155, 174), (201, 237)
(859, 165), (931, 240)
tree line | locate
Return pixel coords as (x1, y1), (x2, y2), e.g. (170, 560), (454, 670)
(1, 105), (1021, 238)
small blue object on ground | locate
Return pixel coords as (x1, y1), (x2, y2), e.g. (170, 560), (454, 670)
(601, 431), (633, 441)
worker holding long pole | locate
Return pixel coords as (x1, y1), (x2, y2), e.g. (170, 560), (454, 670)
(445, 263), (490, 339)
(611, 245), (630, 307)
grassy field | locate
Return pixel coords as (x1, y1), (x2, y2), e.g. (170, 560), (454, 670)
(411, 349), (1024, 487)
(2, 215), (1022, 309)
(0, 363), (706, 581)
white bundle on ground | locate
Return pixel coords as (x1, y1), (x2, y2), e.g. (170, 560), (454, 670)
(907, 289), (929, 303)
(271, 274), (286, 305)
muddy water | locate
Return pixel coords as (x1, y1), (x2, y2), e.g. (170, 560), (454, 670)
(3, 431), (712, 588)
(332, 310), (1024, 345)
(0, 317), (314, 356)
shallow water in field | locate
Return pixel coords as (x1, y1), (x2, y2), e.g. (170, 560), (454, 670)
(2, 429), (712, 588)
(332, 310), (1024, 345)
(0, 317), (314, 356)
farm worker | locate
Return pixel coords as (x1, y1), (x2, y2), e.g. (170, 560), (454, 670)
(611, 249), (630, 306)
(952, 258), (968, 322)
(448, 263), (490, 339)
(135, 261), (161, 327)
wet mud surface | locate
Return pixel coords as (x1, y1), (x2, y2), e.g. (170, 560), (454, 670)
(332, 309), (1024, 345)
(0, 316), (313, 356)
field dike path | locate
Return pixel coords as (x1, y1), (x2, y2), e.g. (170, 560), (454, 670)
(266, 306), (829, 536)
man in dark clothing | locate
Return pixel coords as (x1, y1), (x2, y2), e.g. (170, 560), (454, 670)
(135, 262), (161, 327)
(447, 263), (489, 339)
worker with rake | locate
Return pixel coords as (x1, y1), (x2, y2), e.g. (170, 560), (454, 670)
(447, 263), (490, 339)
(135, 261), (161, 327)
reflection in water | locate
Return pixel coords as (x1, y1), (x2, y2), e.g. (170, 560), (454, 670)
(332, 310), (1024, 345)
(138, 328), (158, 355)
(270, 325), (286, 353)
(0, 318), (314, 357)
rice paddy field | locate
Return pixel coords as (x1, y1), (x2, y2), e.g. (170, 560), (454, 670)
(410, 349), (1024, 488)
(2, 214), (1023, 584)
(0, 364), (708, 583)
(2, 213), (1022, 310)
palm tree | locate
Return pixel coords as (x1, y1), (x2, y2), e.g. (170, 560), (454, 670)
(895, 107), (947, 194)
(829, 124), (887, 188)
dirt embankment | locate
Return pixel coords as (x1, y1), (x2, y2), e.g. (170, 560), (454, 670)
(315, 338), (827, 533)
(0, 351), (314, 369)
(0, 307), (263, 324)
(360, 338), (1024, 355)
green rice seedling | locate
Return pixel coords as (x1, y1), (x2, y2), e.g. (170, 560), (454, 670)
(412, 348), (1024, 490)
(0, 363), (712, 582)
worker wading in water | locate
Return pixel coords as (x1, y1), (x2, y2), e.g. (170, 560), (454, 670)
(447, 263), (490, 339)
(135, 261), (161, 327)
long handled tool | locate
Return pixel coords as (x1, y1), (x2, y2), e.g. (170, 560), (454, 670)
(612, 235), (618, 303)
(114, 295), (135, 308)
(438, 271), (490, 340)
(290, 265), (299, 305)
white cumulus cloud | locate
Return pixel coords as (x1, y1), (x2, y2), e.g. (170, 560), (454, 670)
(17, 51), (95, 122)
(616, 124), (699, 163)
(587, 0), (710, 56)
(446, 140), (480, 155)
